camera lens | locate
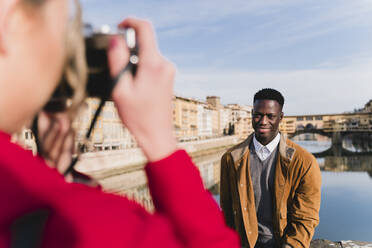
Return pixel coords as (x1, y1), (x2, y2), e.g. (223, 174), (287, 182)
(85, 33), (114, 99)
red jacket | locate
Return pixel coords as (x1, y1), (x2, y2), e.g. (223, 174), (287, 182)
(0, 131), (239, 247)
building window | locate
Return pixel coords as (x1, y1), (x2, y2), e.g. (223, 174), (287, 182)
(306, 116), (313, 121)
(297, 117), (304, 121)
(315, 116), (323, 120)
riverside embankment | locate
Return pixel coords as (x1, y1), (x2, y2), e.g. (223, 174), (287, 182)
(75, 136), (372, 245)
(75, 136), (238, 210)
(311, 240), (372, 247)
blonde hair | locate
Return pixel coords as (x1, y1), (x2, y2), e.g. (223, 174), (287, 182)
(26, 0), (88, 118)
(12, 0), (88, 153)
(63, 0), (88, 118)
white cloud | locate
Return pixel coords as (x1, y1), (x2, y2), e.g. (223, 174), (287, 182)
(82, 0), (372, 31)
(224, 0), (372, 55)
(82, 0), (309, 29)
(125, 0), (303, 28)
(174, 57), (372, 115)
(82, 0), (372, 60)
(159, 24), (223, 38)
(81, 0), (372, 116)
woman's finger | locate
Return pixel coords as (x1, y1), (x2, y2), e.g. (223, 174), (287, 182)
(38, 112), (60, 160)
(107, 35), (129, 78)
(48, 115), (70, 164)
(37, 112), (71, 167)
(108, 33), (134, 102)
(56, 130), (74, 174)
(119, 18), (159, 63)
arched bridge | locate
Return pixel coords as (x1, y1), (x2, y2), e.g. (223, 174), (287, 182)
(287, 128), (331, 139)
(287, 128), (372, 139)
(282, 112), (372, 141)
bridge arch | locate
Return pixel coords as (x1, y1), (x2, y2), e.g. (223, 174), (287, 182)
(297, 124), (305, 130)
(305, 123), (314, 129)
(288, 128), (332, 139)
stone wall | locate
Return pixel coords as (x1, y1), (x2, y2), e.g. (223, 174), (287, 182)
(311, 240), (372, 248)
(75, 136), (238, 211)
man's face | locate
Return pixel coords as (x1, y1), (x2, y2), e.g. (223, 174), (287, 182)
(252, 99), (283, 145)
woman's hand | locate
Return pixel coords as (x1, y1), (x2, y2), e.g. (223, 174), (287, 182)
(108, 18), (177, 162)
(36, 111), (74, 181)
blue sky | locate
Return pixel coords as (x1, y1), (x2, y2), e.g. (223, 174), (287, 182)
(81, 0), (372, 115)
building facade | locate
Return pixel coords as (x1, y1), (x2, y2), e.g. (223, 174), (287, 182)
(173, 96), (198, 141)
(18, 95), (372, 154)
(74, 98), (136, 152)
(197, 102), (213, 138)
(364, 100), (372, 113)
(219, 106), (233, 135)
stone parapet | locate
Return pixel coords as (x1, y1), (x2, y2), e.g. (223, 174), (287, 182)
(74, 136), (238, 211)
(75, 136), (238, 180)
(311, 240), (372, 248)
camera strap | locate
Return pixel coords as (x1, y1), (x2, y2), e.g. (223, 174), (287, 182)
(63, 99), (105, 176)
(63, 60), (137, 176)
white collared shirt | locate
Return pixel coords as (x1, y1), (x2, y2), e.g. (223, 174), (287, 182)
(253, 133), (281, 161)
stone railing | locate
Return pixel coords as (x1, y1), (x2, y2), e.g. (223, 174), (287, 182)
(74, 136), (238, 211)
(311, 240), (372, 247)
(75, 135), (238, 179)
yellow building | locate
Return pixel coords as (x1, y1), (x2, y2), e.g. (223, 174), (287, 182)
(364, 100), (372, 112)
(290, 115), (325, 130)
(356, 114), (370, 130)
(206, 96), (222, 109)
(74, 98), (136, 151)
(280, 116), (296, 134)
(210, 106), (219, 136)
(206, 96), (224, 136)
(173, 96), (198, 141)
(219, 106), (232, 135)
(234, 117), (253, 140)
(282, 113), (372, 134)
(12, 128), (37, 154)
(18, 95), (372, 154)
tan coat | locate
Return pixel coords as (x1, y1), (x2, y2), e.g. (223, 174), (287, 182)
(220, 134), (321, 248)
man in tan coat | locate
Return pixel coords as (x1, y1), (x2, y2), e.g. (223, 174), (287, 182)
(220, 89), (321, 248)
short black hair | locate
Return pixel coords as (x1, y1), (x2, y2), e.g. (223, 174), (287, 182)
(254, 88), (284, 107)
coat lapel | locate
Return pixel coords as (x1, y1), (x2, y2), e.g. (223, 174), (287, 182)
(274, 135), (296, 221)
(232, 134), (258, 246)
(231, 135), (251, 171)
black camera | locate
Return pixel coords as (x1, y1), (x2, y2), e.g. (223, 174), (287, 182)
(84, 25), (138, 99)
(43, 25), (138, 112)
(36, 25), (139, 175)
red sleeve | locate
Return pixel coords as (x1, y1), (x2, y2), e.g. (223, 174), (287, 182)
(0, 133), (239, 247)
(146, 150), (240, 248)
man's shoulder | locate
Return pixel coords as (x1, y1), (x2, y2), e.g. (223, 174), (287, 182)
(224, 139), (248, 155)
(285, 138), (317, 167)
(222, 135), (252, 164)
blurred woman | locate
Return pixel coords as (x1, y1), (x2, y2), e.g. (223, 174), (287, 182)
(0, 0), (239, 247)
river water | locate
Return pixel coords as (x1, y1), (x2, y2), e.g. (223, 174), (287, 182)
(206, 134), (372, 242)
